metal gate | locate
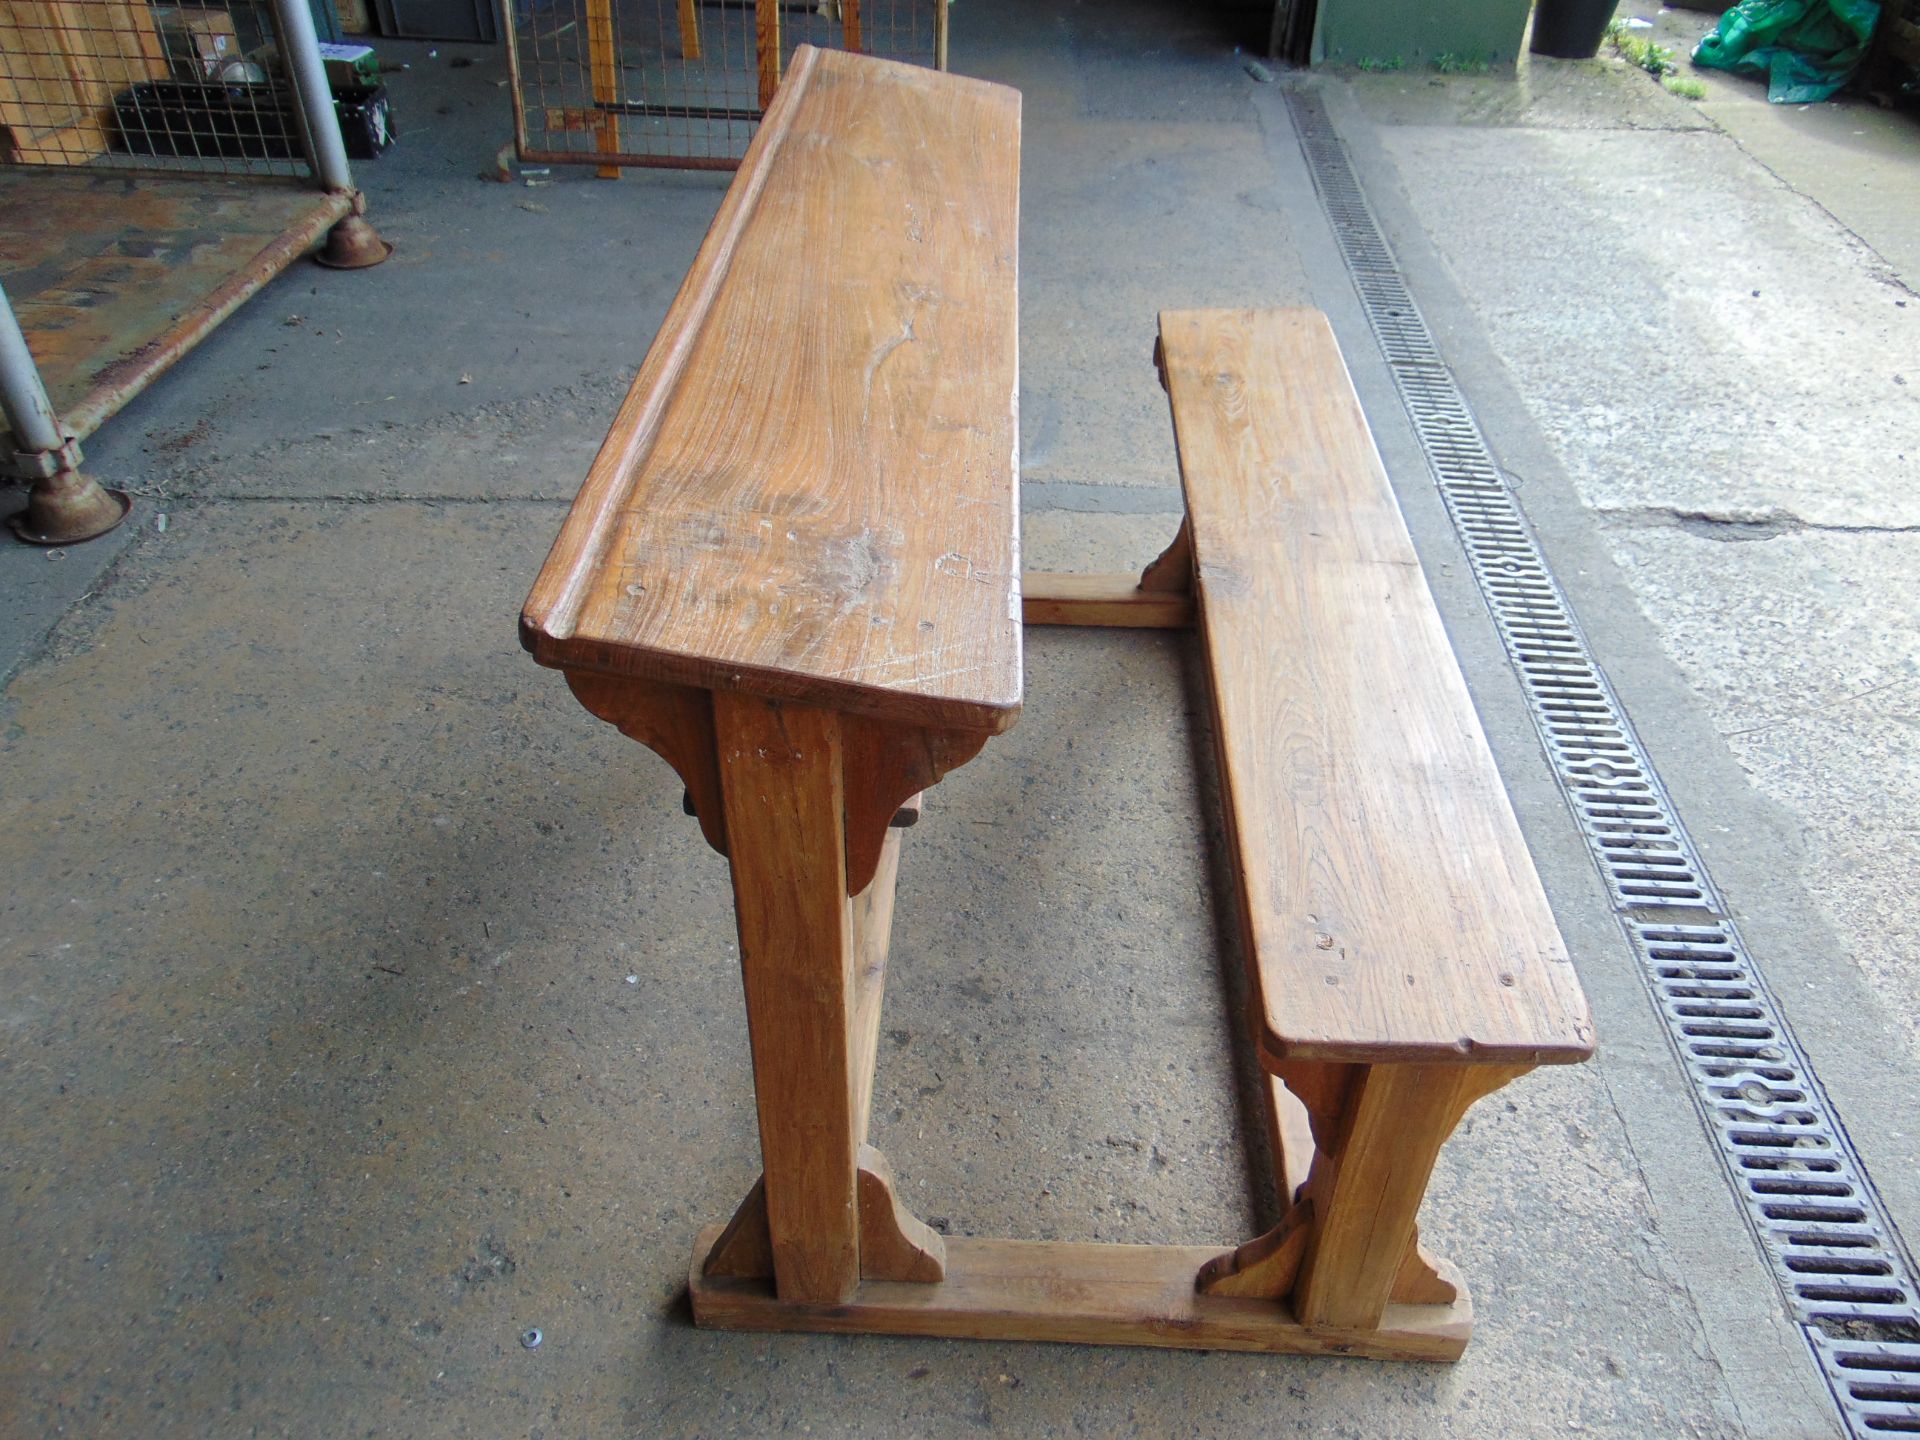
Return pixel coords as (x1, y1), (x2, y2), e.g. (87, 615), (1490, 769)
(502, 0), (946, 172)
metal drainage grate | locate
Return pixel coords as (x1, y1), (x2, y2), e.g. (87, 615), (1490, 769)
(1286, 86), (1920, 1437)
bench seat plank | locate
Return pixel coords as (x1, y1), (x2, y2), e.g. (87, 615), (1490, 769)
(1162, 308), (1593, 1066)
(521, 46), (1023, 736)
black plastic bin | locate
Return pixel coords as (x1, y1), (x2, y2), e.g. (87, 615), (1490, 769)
(1531, 0), (1620, 57)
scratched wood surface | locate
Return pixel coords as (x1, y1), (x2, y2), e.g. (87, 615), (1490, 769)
(522, 45), (1023, 736)
(1161, 309), (1594, 1066)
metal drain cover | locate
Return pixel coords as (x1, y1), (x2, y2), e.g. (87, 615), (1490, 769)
(1286, 86), (1920, 1438)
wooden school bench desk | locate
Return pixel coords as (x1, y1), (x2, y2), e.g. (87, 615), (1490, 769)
(521, 45), (1593, 1361)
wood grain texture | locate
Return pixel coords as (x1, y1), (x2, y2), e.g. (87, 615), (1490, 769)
(522, 46), (1023, 737)
(1137, 517), (1192, 593)
(703, 1178), (773, 1278)
(716, 693), (861, 1304)
(1291, 1063), (1521, 1329)
(1161, 308), (1594, 1066)
(1020, 573), (1193, 629)
(840, 718), (989, 894)
(850, 827), (903, 1144)
(754, 0), (780, 106)
(689, 1229), (1472, 1360)
(1393, 1231), (1460, 1306)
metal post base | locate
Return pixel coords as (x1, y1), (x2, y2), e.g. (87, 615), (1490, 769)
(314, 214), (394, 271)
(8, 459), (131, 545)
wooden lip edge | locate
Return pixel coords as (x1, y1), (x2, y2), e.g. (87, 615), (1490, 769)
(525, 634), (1022, 737)
(519, 43), (824, 647)
(685, 1228), (1472, 1360)
(1256, 1029), (1596, 1070)
(806, 39), (1025, 110)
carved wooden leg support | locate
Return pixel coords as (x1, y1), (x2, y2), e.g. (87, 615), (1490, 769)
(575, 677), (1508, 1358)
(701, 1143), (947, 1285)
(1199, 1060), (1528, 1330)
(692, 693), (945, 1308)
(713, 693), (862, 1304)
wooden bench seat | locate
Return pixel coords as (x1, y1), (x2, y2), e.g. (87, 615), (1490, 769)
(1163, 308), (1591, 1070)
(1028, 308), (1594, 1333)
(525, 47), (1590, 1362)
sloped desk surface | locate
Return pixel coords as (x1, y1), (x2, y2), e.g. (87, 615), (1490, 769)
(521, 46), (1024, 737)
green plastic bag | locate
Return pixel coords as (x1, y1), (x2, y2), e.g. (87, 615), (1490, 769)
(1693, 0), (1880, 103)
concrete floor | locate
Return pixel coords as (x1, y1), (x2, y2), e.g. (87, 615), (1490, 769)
(3, 3), (1917, 1436)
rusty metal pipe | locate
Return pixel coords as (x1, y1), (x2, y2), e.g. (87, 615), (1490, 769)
(59, 191), (353, 444)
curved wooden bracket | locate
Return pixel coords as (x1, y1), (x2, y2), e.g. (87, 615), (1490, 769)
(698, 1145), (946, 1285)
(1195, 1200), (1311, 1299)
(1392, 1230), (1460, 1305)
(856, 1143), (946, 1282)
(1288, 1062), (1531, 1329)
(564, 670), (728, 855)
(1137, 517), (1192, 595)
(1264, 1060), (1503, 1314)
(841, 716), (989, 894)
(563, 677), (991, 894)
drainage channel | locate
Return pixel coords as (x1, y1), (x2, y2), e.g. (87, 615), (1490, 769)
(1285, 86), (1920, 1438)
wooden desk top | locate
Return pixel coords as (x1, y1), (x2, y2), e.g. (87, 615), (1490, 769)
(522, 46), (1024, 736)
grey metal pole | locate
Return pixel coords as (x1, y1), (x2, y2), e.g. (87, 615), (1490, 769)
(0, 277), (65, 457)
(1, 279), (130, 545)
(271, 0), (393, 268)
(269, 0), (354, 193)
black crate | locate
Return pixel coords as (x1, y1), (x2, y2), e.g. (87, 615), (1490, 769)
(336, 85), (396, 160)
(112, 82), (394, 162)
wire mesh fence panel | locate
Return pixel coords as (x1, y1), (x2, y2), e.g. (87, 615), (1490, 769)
(505, 0), (944, 170)
(1, 0), (323, 176)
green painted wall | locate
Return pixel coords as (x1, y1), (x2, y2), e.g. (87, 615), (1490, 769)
(1313, 0), (1535, 66)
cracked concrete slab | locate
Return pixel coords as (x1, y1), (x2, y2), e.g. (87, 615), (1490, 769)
(1594, 502), (1920, 540)
(1371, 122), (1918, 529)
(1608, 526), (1920, 1054)
(1347, 66), (1920, 1095)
